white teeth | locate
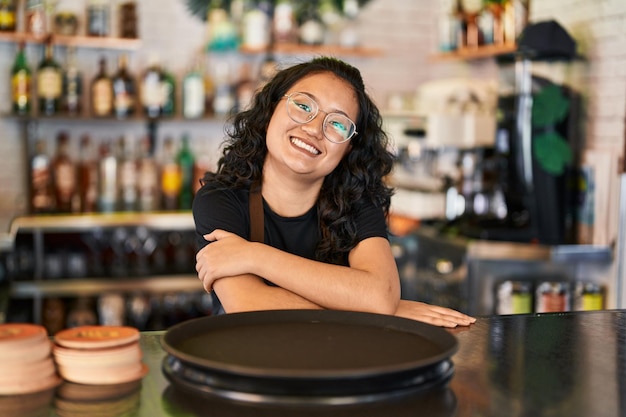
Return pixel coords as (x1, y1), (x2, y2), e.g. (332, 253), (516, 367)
(291, 138), (320, 155)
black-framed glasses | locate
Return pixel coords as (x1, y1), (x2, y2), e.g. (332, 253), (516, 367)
(283, 92), (357, 144)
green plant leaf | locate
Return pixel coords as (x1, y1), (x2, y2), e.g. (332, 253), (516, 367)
(533, 131), (573, 175)
(532, 84), (570, 127)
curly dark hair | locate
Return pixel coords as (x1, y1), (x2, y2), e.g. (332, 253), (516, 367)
(202, 56), (395, 264)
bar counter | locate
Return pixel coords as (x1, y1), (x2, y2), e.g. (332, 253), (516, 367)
(1, 310), (624, 417)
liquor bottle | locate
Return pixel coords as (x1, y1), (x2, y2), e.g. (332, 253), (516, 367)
(162, 70), (176, 117)
(91, 57), (113, 117)
(182, 59), (205, 119)
(212, 60), (235, 116)
(25, 0), (45, 35)
(235, 62), (255, 113)
(37, 36), (62, 116)
(87, 0), (110, 37)
(141, 55), (165, 118)
(11, 41), (31, 116)
(177, 134), (195, 210)
(98, 140), (118, 212)
(51, 131), (78, 213)
(30, 139), (55, 213)
(136, 136), (159, 212)
(62, 46), (83, 116)
(112, 53), (137, 119)
(272, 0), (297, 44)
(0, 0), (17, 32)
(160, 137), (181, 211)
(242, 1), (270, 51)
(117, 134), (138, 211)
(298, 3), (325, 45)
(78, 134), (99, 212)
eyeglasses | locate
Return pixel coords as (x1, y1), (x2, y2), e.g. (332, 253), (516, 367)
(283, 92), (357, 144)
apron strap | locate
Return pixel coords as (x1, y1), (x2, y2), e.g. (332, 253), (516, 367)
(249, 181), (264, 243)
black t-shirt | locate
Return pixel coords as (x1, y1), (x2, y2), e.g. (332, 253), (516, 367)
(192, 185), (389, 262)
(192, 184), (389, 313)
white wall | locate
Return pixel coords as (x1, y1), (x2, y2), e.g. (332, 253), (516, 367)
(0, 0), (624, 245)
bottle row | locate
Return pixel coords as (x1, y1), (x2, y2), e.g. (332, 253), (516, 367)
(495, 279), (605, 315)
(8, 290), (212, 335)
(204, 0), (363, 51)
(29, 130), (213, 215)
(0, 0), (137, 39)
(10, 37), (267, 119)
(10, 228), (197, 281)
(438, 0), (529, 53)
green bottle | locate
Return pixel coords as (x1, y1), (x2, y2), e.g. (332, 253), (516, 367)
(177, 134), (195, 210)
(162, 70), (176, 117)
(11, 41), (31, 116)
(37, 36), (62, 116)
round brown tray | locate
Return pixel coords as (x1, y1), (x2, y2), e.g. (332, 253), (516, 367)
(161, 310), (458, 404)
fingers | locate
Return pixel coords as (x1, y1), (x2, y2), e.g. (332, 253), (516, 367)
(396, 300), (476, 328)
(203, 229), (233, 241)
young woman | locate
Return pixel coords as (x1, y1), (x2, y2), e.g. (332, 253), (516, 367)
(193, 57), (475, 328)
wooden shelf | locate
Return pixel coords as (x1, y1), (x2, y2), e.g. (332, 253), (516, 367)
(10, 275), (200, 298)
(240, 43), (382, 57)
(0, 31), (142, 50)
(431, 43), (517, 62)
(9, 211), (195, 238)
(4, 113), (227, 124)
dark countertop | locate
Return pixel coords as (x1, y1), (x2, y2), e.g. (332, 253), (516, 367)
(2, 310), (624, 417)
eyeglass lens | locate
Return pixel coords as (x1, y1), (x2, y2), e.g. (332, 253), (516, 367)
(286, 93), (356, 143)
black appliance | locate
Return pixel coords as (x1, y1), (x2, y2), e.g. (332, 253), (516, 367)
(455, 21), (583, 245)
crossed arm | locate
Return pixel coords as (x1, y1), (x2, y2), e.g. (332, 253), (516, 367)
(195, 229), (475, 328)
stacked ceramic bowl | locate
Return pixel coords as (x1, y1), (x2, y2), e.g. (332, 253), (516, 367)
(53, 325), (148, 385)
(0, 323), (61, 395)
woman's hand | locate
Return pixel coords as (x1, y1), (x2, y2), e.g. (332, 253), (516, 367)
(195, 229), (255, 293)
(395, 299), (476, 328)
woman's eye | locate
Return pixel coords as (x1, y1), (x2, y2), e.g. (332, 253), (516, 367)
(330, 120), (348, 133)
(296, 102), (312, 113)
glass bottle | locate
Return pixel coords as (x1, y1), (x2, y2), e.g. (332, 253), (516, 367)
(78, 134), (99, 213)
(25, 0), (46, 36)
(0, 0), (17, 32)
(162, 69), (176, 117)
(298, 3), (325, 46)
(117, 134), (138, 211)
(37, 36), (62, 116)
(160, 137), (181, 211)
(30, 138), (55, 214)
(272, 0), (297, 44)
(62, 46), (83, 116)
(11, 41), (31, 116)
(51, 131), (78, 213)
(242, 1), (270, 51)
(141, 55), (165, 118)
(87, 0), (110, 37)
(182, 58), (205, 119)
(177, 134), (195, 210)
(112, 53), (137, 119)
(98, 140), (118, 212)
(136, 136), (159, 212)
(235, 62), (255, 113)
(91, 56), (113, 117)
(212, 60), (235, 117)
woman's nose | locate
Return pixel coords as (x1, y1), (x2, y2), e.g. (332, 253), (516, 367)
(300, 113), (325, 139)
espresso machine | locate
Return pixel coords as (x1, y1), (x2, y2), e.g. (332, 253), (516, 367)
(451, 20), (583, 245)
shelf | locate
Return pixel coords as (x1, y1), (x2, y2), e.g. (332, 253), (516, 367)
(10, 275), (200, 298)
(9, 211), (195, 238)
(431, 43), (517, 62)
(4, 113), (227, 124)
(240, 43), (382, 57)
(0, 31), (142, 50)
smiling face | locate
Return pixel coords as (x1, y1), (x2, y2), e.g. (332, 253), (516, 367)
(264, 72), (359, 187)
